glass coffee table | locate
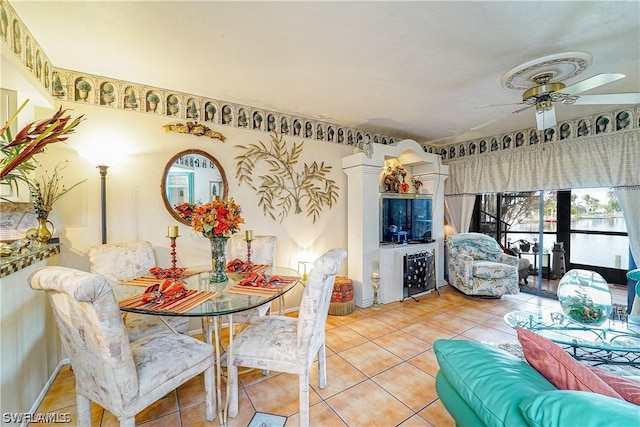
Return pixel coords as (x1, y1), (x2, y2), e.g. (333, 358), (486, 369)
(505, 310), (640, 367)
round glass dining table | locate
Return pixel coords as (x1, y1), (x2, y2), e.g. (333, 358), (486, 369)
(112, 266), (301, 426)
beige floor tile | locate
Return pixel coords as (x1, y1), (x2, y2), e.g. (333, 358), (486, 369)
(338, 341), (403, 377)
(325, 325), (369, 353)
(400, 321), (458, 344)
(407, 348), (440, 377)
(344, 316), (399, 340)
(177, 373), (206, 409)
(36, 372), (76, 413)
(372, 362), (438, 412)
(418, 400), (456, 427)
(372, 308), (422, 328)
(372, 330), (431, 360)
(309, 354), (367, 399)
(459, 323), (520, 345)
(326, 380), (413, 427)
(243, 372), (321, 417)
(398, 413), (435, 426)
(285, 401), (348, 427)
(427, 312), (478, 334)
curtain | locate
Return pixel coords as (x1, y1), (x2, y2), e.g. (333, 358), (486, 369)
(444, 129), (640, 195)
(445, 195), (475, 234)
(615, 188), (640, 270)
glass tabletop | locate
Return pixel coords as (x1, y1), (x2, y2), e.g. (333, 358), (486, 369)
(504, 309), (640, 353)
(113, 266), (300, 317)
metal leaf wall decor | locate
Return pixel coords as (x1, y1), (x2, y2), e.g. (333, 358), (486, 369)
(235, 132), (339, 223)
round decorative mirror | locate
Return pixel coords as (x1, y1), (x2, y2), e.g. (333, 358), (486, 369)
(161, 149), (228, 225)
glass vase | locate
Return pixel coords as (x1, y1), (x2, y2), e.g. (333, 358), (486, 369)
(557, 269), (612, 326)
(209, 235), (229, 283)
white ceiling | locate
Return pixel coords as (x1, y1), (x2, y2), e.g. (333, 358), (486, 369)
(10, 1), (640, 146)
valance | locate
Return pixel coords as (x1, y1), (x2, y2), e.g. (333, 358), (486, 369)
(444, 129), (640, 196)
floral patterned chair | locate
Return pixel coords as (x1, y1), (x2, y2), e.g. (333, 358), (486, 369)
(29, 266), (215, 426)
(228, 235), (278, 323)
(227, 248), (347, 427)
(87, 241), (190, 341)
(447, 233), (519, 297)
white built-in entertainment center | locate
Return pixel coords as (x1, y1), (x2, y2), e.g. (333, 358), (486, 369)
(342, 139), (449, 307)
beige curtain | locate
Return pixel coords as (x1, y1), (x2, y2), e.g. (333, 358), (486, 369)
(442, 129), (639, 244)
(444, 129), (640, 196)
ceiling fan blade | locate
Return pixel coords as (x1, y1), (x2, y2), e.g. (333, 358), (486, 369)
(535, 107), (556, 131)
(558, 73), (626, 96)
(470, 105), (534, 131)
(474, 101), (527, 108)
(564, 93), (640, 105)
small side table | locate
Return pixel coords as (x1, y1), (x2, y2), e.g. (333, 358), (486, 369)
(329, 276), (355, 316)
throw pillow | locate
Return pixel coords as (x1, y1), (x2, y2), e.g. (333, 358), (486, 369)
(589, 365), (640, 405)
(515, 327), (623, 400)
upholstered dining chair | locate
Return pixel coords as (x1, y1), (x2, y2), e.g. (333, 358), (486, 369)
(29, 266), (215, 426)
(87, 241), (190, 341)
(228, 234), (278, 322)
(227, 247), (347, 427)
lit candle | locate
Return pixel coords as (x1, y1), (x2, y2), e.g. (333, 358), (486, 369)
(371, 259), (380, 279)
(168, 225), (179, 237)
(245, 229), (254, 241)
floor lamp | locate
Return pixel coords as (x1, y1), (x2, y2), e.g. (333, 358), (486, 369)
(98, 165), (109, 244)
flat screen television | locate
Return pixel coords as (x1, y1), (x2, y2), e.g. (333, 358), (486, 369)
(380, 194), (432, 244)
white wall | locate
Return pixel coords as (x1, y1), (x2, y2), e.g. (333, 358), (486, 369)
(38, 100), (354, 309)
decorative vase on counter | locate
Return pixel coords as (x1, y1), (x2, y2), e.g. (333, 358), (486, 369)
(36, 217), (55, 244)
(557, 269), (612, 326)
(209, 236), (229, 283)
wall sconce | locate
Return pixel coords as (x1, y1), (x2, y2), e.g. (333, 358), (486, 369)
(297, 261), (314, 283)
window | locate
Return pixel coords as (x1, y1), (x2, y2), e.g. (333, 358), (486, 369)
(570, 188), (628, 269)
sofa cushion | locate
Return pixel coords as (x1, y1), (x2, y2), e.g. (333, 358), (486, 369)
(473, 261), (511, 279)
(589, 365), (640, 405)
(434, 339), (556, 427)
(519, 390), (640, 427)
(516, 327), (623, 400)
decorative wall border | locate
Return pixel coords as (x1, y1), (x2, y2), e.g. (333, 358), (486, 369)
(1, 0), (402, 148)
(426, 105), (640, 162)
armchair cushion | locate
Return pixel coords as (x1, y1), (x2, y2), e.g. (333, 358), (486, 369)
(473, 261), (513, 279)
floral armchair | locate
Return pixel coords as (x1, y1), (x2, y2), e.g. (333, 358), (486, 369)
(447, 233), (520, 297)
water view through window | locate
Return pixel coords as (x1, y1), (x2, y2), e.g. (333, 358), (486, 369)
(499, 189), (629, 270)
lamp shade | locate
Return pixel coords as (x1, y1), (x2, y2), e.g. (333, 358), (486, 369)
(444, 224), (456, 240)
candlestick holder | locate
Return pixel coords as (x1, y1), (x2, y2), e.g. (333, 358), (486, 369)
(371, 260), (380, 310)
(245, 237), (254, 265)
(168, 235), (179, 269)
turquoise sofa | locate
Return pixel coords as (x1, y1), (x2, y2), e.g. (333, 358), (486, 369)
(433, 339), (639, 427)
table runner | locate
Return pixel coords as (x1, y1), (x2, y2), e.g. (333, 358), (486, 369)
(119, 269), (206, 286)
(118, 290), (218, 313)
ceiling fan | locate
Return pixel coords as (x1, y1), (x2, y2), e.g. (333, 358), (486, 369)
(472, 52), (640, 132)
(473, 73), (639, 132)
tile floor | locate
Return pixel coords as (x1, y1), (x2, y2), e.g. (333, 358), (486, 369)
(33, 281), (629, 427)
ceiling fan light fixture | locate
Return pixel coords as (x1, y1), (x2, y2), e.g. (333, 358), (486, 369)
(522, 81), (566, 102)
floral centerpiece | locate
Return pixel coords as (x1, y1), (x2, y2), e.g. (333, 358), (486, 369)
(175, 198), (244, 282)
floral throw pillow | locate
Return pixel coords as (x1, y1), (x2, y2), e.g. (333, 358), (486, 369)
(516, 327), (623, 400)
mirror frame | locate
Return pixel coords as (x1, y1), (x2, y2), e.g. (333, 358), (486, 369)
(161, 149), (229, 225)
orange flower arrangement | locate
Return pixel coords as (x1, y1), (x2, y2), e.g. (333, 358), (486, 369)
(175, 198), (244, 238)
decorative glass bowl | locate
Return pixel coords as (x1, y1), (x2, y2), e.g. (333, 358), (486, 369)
(557, 269), (612, 326)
